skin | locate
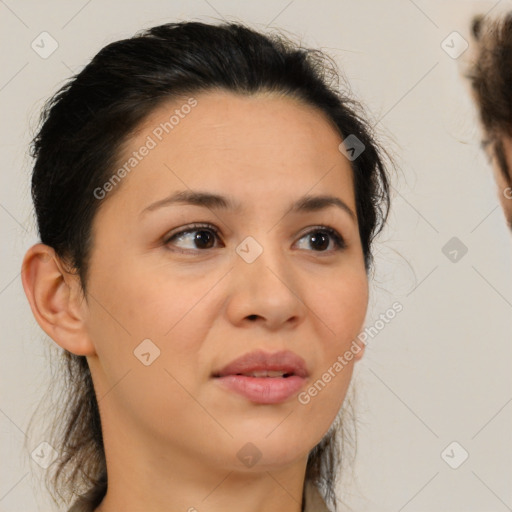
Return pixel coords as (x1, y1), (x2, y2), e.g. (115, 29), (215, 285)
(21, 89), (369, 512)
(487, 135), (512, 231)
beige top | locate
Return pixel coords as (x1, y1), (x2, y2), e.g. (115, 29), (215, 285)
(67, 480), (330, 512)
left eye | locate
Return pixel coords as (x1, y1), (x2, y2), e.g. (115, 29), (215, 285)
(296, 227), (346, 252)
(164, 223), (346, 254)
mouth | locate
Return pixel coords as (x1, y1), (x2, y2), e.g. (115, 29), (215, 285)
(212, 349), (309, 379)
(213, 370), (296, 378)
(211, 349), (309, 404)
(212, 373), (307, 404)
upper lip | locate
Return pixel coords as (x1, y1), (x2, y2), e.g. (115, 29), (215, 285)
(212, 349), (309, 378)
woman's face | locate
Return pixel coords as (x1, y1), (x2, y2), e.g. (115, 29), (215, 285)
(82, 89), (368, 473)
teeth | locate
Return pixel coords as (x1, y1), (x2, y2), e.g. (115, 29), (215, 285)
(242, 370), (288, 378)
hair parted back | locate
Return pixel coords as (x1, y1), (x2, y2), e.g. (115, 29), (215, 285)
(27, 20), (392, 512)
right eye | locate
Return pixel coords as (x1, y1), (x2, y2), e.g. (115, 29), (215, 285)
(163, 223), (223, 253)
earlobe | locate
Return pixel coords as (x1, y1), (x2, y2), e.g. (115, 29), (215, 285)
(21, 243), (96, 356)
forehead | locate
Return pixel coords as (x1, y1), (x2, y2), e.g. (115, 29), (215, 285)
(137, 89), (344, 156)
(106, 89), (356, 216)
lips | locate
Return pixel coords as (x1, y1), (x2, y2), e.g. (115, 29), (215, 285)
(212, 349), (309, 379)
(212, 349), (309, 404)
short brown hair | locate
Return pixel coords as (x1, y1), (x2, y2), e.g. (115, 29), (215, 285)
(467, 12), (512, 184)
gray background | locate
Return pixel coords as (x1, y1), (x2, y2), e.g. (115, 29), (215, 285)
(1, 0), (511, 511)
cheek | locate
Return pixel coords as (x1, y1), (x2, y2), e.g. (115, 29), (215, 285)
(295, 270), (367, 417)
(83, 258), (206, 398)
(88, 254), (207, 340)
(85, 270), (214, 443)
(316, 270), (369, 347)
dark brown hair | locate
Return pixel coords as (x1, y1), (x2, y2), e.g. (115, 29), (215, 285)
(467, 11), (512, 185)
(26, 20), (392, 512)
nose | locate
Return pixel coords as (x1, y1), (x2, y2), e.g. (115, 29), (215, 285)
(225, 236), (307, 330)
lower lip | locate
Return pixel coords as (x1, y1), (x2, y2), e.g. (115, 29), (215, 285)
(213, 375), (306, 404)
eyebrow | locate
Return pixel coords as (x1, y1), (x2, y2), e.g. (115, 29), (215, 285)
(140, 190), (356, 221)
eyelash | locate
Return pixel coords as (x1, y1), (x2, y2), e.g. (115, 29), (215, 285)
(163, 222), (346, 255)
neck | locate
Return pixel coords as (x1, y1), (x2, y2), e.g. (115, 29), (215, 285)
(93, 412), (308, 512)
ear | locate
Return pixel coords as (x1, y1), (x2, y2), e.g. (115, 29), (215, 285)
(353, 338), (366, 361)
(21, 243), (96, 356)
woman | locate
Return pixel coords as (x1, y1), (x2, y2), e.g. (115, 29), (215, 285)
(21, 21), (392, 512)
